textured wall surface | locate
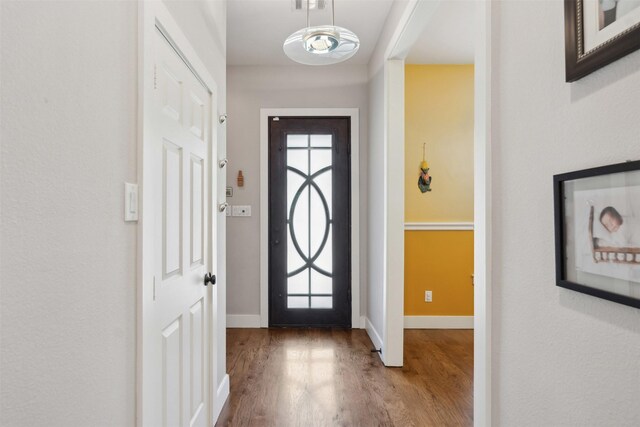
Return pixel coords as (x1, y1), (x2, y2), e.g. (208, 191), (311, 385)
(1, 1), (228, 425)
(404, 230), (474, 316)
(492, 1), (640, 425)
(403, 65), (474, 317)
(0, 2), (138, 425)
(404, 65), (474, 223)
(225, 65), (369, 319)
(366, 69), (385, 337)
(364, 0), (412, 350)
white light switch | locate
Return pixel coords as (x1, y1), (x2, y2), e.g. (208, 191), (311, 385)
(232, 205), (251, 217)
(125, 182), (138, 222)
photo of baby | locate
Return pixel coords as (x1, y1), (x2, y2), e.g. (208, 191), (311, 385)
(595, 205), (640, 249)
(573, 185), (640, 284)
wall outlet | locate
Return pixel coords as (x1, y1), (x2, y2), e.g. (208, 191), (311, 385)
(425, 290), (433, 303)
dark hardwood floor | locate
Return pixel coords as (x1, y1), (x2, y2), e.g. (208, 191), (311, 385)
(215, 328), (473, 427)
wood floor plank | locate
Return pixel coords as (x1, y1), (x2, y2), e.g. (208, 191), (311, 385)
(215, 329), (473, 427)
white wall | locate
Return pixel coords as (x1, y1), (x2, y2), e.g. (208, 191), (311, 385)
(492, 1), (640, 425)
(365, 0), (410, 359)
(366, 69), (385, 344)
(0, 1), (227, 425)
(226, 64), (369, 321)
(1, 2), (137, 425)
(368, 0), (411, 77)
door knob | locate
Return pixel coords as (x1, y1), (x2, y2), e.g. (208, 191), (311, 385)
(204, 273), (216, 286)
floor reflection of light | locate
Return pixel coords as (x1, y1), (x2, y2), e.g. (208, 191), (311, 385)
(284, 345), (337, 415)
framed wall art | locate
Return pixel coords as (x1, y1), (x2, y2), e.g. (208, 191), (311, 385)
(564, 0), (640, 81)
(554, 160), (640, 308)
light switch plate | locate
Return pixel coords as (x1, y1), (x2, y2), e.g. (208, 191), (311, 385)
(232, 205), (251, 217)
(124, 182), (138, 222)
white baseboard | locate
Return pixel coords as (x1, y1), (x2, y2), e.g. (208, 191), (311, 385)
(404, 315), (474, 329)
(364, 317), (383, 361)
(228, 314), (366, 329)
(226, 314), (261, 328)
(212, 373), (229, 424)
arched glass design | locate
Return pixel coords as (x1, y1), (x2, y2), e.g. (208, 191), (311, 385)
(286, 134), (333, 309)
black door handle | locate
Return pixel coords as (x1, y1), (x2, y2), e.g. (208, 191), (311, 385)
(204, 273), (216, 286)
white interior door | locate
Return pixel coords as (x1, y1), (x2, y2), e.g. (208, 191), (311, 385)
(141, 21), (215, 427)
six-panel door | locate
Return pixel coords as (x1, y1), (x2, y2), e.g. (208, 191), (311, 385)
(149, 26), (212, 427)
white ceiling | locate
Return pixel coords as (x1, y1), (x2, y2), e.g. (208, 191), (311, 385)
(406, 0), (475, 64)
(227, 0), (395, 66)
(227, 0), (474, 66)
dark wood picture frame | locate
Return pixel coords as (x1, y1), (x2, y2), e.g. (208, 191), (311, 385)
(564, 0), (640, 82)
(554, 160), (640, 309)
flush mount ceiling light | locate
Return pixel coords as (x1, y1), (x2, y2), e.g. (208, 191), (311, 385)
(283, 0), (360, 66)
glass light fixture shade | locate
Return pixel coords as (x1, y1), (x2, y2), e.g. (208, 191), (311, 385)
(283, 25), (360, 65)
(304, 30), (340, 54)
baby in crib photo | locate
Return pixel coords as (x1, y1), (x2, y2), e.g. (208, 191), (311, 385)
(596, 205), (640, 248)
(572, 184), (640, 282)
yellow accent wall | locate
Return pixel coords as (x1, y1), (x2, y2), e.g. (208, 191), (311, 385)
(404, 65), (474, 317)
(405, 65), (474, 223)
(405, 231), (474, 315)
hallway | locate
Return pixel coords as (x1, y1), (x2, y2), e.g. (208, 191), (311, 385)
(216, 329), (473, 426)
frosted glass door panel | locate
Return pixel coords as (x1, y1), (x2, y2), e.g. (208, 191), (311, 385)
(286, 134), (333, 309)
(309, 149), (332, 175)
(311, 296), (332, 309)
(287, 149), (308, 175)
(287, 134), (308, 147)
(288, 296), (310, 309)
(310, 135), (332, 147)
(287, 269), (309, 295)
(314, 171), (332, 214)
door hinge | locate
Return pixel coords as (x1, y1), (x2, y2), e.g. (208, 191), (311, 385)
(153, 64), (157, 90)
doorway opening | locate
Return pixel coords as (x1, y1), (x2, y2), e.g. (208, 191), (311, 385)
(379, 0), (492, 424)
(403, 65), (475, 327)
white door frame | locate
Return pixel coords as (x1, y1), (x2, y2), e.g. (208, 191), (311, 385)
(380, 0), (492, 425)
(259, 108), (361, 329)
(137, 2), (228, 425)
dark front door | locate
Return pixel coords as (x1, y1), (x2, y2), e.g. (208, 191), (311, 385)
(269, 116), (351, 327)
